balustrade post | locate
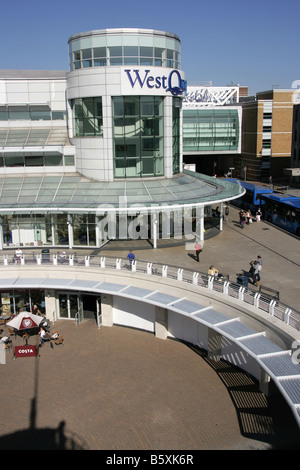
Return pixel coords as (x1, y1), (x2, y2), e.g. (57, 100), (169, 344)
(116, 258), (121, 270)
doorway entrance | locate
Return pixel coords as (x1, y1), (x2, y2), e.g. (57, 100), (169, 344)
(58, 292), (101, 326)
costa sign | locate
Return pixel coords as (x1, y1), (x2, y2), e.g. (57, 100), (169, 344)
(14, 345), (37, 358)
(123, 68), (187, 96)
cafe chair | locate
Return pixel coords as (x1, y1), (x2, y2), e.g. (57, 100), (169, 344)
(8, 327), (16, 338)
(55, 335), (64, 346)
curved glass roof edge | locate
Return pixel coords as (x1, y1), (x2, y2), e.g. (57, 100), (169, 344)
(0, 170), (245, 213)
(68, 28), (180, 44)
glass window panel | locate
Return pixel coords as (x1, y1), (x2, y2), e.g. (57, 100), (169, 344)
(52, 111), (66, 120)
(94, 58), (106, 67)
(30, 109), (51, 120)
(142, 157), (154, 175)
(45, 154), (63, 166)
(92, 36), (106, 48)
(82, 48), (92, 59)
(64, 156), (75, 166)
(110, 57), (123, 65)
(74, 51), (81, 61)
(141, 97), (154, 116)
(124, 46), (138, 56)
(4, 156), (24, 167)
(80, 38), (92, 49)
(113, 97), (124, 116)
(140, 58), (153, 66)
(140, 46), (153, 57)
(25, 155), (44, 166)
(9, 106), (30, 120)
(109, 46), (122, 56)
(124, 57), (139, 65)
(93, 47), (106, 58)
(154, 47), (164, 58)
(106, 35), (122, 46)
(123, 35), (139, 46)
(124, 97), (139, 116)
(82, 60), (92, 68)
(0, 107), (8, 121)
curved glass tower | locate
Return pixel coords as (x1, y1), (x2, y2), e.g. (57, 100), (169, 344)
(66, 28), (186, 181)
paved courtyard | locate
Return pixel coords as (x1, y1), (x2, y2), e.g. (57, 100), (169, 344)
(0, 319), (300, 450)
(0, 206), (300, 450)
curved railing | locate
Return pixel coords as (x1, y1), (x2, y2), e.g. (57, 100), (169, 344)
(2, 251), (300, 332)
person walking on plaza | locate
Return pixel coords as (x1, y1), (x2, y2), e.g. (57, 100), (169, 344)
(256, 207), (262, 222)
(249, 259), (261, 286)
(127, 250), (135, 265)
(195, 241), (202, 262)
(14, 247), (23, 264)
(239, 210), (246, 229)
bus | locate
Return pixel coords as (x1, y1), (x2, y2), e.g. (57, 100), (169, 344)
(259, 193), (300, 237)
(223, 179), (273, 213)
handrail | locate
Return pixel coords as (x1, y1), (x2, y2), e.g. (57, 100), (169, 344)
(2, 252), (300, 331)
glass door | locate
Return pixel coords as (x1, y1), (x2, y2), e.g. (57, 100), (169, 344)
(58, 293), (80, 319)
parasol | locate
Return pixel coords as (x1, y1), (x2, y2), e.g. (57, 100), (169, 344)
(6, 312), (44, 331)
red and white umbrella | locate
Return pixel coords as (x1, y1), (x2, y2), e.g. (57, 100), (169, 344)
(6, 312), (43, 331)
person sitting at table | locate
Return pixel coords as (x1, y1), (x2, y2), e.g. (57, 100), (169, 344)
(32, 304), (40, 316)
(208, 266), (219, 277)
(39, 327), (46, 345)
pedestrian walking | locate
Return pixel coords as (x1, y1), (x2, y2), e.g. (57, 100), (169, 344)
(195, 241), (202, 262)
(256, 207), (262, 222)
(127, 250), (135, 265)
(240, 210), (246, 229)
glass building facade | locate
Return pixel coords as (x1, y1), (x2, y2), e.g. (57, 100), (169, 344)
(69, 30), (180, 71)
(113, 95), (164, 177)
(183, 109), (240, 152)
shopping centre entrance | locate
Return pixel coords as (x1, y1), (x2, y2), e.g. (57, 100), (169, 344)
(58, 292), (101, 326)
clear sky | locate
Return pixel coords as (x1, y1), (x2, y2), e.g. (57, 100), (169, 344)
(1, 0), (299, 95)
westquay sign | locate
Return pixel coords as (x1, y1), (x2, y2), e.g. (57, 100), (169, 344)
(122, 67), (187, 96)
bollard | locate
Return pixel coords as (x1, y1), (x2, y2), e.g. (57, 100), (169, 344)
(147, 262), (152, 274)
(131, 260), (136, 272)
(116, 258), (121, 270)
(100, 257), (105, 268)
(85, 255), (90, 267)
(177, 268), (183, 281)
(53, 254), (57, 265)
(36, 254), (41, 265)
(192, 272), (198, 285)
(69, 255), (74, 266)
(4, 255), (8, 266)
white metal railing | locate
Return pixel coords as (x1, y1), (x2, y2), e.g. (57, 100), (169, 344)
(2, 252), (300, 331)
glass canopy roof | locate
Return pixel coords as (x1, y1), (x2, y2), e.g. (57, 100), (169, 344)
(0, 170), (244, 213)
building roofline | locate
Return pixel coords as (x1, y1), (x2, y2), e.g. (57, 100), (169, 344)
(68, 28), (180, 43)
(0, 70), (67, 80)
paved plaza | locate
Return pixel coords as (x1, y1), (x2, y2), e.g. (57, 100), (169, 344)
(0, 206), (300, 450)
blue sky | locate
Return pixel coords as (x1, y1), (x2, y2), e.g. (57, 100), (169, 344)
(1, 0), (299, 95)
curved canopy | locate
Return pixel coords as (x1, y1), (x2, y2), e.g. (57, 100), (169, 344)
(0, 170), (244, 213)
